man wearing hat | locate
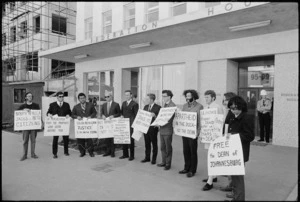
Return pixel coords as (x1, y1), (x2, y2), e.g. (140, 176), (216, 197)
(257, 90), (272, 143)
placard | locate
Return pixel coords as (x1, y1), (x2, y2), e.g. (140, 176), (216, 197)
(132, 109), (152, 133)
(132, 129), (143, 141)
(208, 134), (245, 176)
(74, 118), (98, 138)
(14, 110), (42, 131)
(174, 111), (197, 139)
(44, 117), (70, 136)
(200, 108), (224, 143)
(151, 107), (177, 126)
(98, 119), (117, 139)
(114, 118), (131, 144)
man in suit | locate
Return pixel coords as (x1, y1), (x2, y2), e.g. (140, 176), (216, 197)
(141, 93), (161, 165)
(157, 90), (176, 170)
(72, 93), (97, 157)
(47, 91), (72, 159)
(120, 90), (139, 161)
(101, 91), (121, 158)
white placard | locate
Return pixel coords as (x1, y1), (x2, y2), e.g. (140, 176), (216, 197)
(132, 129), (143, 141)
(174, 111), (197, 139)
(208, 134), (245, 176)
(113, 118), (131, 144)
(151, 107), (177, 126)
(132, 109), (152, 133)
(14, 110), (42, 131)
(98, 119), (117, 139)
(74, 118), (98, 138)
(44, 117), (70, 136)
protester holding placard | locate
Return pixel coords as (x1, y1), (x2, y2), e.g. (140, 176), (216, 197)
(224, 96), (254, 201)
(18, 92), (40, 161)
(157, 90), (176, 171)
(202, 90), (224, 191)
(120, 90), (139, 161)
(141, 93), (161, 165)
(101, 92), (121, 158)
(46, 92), (72, 159)
(72, 93), (97, 157)
(178, 90), (203, 178)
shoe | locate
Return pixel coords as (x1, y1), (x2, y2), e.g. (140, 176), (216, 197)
(179, 169), (189, 174)
(266, 140), (270, 143)
(202, 177), (217, 182)
(64, 153), (70, 156)
(103, 153), (110, 157)
(129, 157), (134, 161)
(89, 153), (95, 157)
(220, 186), (233, 192)
(111, 154), (115, 158)
(79, 153), (85, 157)
(151, 161), (156, 165)
(186, 172), (195, 177)
(164, 165), (171, 170)
(53, 155), (58, 159)
(141, 159), (150, 163)
(202, 183), (213, 191)
(31, 154), (38, 159)
(119, 155), (129, 159)
(157, 163), (166, 167)
(20, 156), (27, 161)
(257, 139), (264, 142)
(226, 192), (234, 198)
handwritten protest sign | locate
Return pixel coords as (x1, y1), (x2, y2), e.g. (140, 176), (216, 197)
(132, 109), (152, 133)
(114, 118), (130, 144)
(151, 107), (177, 126)
(14, 110), (42, 131)
(174, 111), (197, 139)
(98, 119), (117, 139)
(74, 118), (98, 138)
(200, 108), (224, 143)
(208, 134), (245, 176)
(44, 117), (70, 136)
(132, 129), (143, 141)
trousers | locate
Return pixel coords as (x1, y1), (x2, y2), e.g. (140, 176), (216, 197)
(22, 130), (37, 157)
(258, 112), (271, 141)
(52, 136), (69, 155)
(104, 137), (115, 154)
(122, 128), (134, 157)
(77, 138), (94, 154)
(160, 134), (173, 166)
(144, 127), (158, 161)
(182, 136), (198, 173)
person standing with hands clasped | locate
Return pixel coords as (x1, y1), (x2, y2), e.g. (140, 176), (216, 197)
(224, 96), (254, 201)
(257, 90), (272, 143)
(19, 92), (40, 161)
(178, 90), (203, 177)
(47, 92), (72, 159)
(72, 93), (97, 157)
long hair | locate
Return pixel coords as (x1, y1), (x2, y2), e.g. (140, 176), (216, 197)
(183, 89), (199, 100)
(227, 96), (248, 112)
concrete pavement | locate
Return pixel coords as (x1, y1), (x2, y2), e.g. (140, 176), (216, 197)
(1, 130), (298, 201)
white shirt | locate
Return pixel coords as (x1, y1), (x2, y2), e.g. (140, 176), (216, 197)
(57, 101), (63, 107)
(127, 99), (132, 105)
(148, 103), (154, 111)
(205, 101), (224, 114)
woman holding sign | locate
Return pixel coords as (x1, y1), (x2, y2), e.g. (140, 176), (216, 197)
(179, 90), (203, 177)
(18, 92), (40, 161)
(224, 96), (254, 201)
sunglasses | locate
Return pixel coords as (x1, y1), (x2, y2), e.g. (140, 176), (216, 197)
(105, 96), (110, 98)
(58, 96), (64, 98)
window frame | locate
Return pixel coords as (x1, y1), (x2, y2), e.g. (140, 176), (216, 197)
(170, 2), (187, 17)
(10, 26), (16, 43)
(33, 15), (41, 34)
(84, 17), (93, 40)
(123, 2), (135, 29)
(145, 2), (159, 23)
(14, 88), (27, 104)
(52, 14), (67, 36)
(20, 21), (28, 39)
(102, 10), (112, 35)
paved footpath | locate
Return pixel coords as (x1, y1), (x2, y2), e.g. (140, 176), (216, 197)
(2, 130), (298, 201)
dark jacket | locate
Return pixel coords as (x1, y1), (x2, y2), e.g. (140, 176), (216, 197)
(143, 103), (161, 134)
(71, 102), (97, 119)
(18, 102), (40, 110)
(160, 100), (176, 135)
(226, 112), (254, 162)
(47, 102), (72, 117)
(121, 100), (139, 127)
(101, 101), (121, 118)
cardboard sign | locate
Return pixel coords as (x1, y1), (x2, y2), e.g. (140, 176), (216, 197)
(74, 118), (98, 138)
(14, 110), (42, 131)
(132, 129), (143, 141)
(114, 118), (131, 144)
(44, 117), (70, 136)
(208, 134), (245, 176)
(200, 108), (224, 143)
(98, 119), (117, 139)
(132, 109), (152, 134)
(151, 107), (177, 126)
(174, 111), (197, 139)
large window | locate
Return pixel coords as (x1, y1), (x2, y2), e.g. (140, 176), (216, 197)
(145, 2), (159, 23)
(9, 2), (15, 12)
(85, 17), (93, 39)
(20, 21), (28, 39)
(10, 26), (16, 43)
(124, 3), (135, 29)
(26, 52), (39, 72)
(4, 57), (16, 76)
(33, 15), (40, 33)
(51, 59), (75, 78)
(205, 2), (221, 8)
(14, 89), (26, 103)
(52, 14), (67, 35)
(170, 2), (186, 17)
(103, 10), (112, 35)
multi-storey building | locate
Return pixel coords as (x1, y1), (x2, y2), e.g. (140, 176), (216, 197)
(40, 2), (298, 147)
(2, 2), (77, 124)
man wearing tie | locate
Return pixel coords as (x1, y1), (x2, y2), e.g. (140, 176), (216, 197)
(120, 90), (139, 161)
(47, 92), (72, 158)
(101, 92), (121, 157)
(72, 93), (97, 157)
(141, 93), (161, 164)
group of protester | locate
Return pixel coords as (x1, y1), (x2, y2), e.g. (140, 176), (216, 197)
(18, 89), (255, 201)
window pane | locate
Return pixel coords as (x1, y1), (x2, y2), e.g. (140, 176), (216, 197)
(172, 3), (186, 16)
(148, 2), (159, 9)
(148, 11), (158, 23)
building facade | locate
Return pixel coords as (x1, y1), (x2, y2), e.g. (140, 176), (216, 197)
(2, 2), (77, 123)
(40, 2), (298, 147)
